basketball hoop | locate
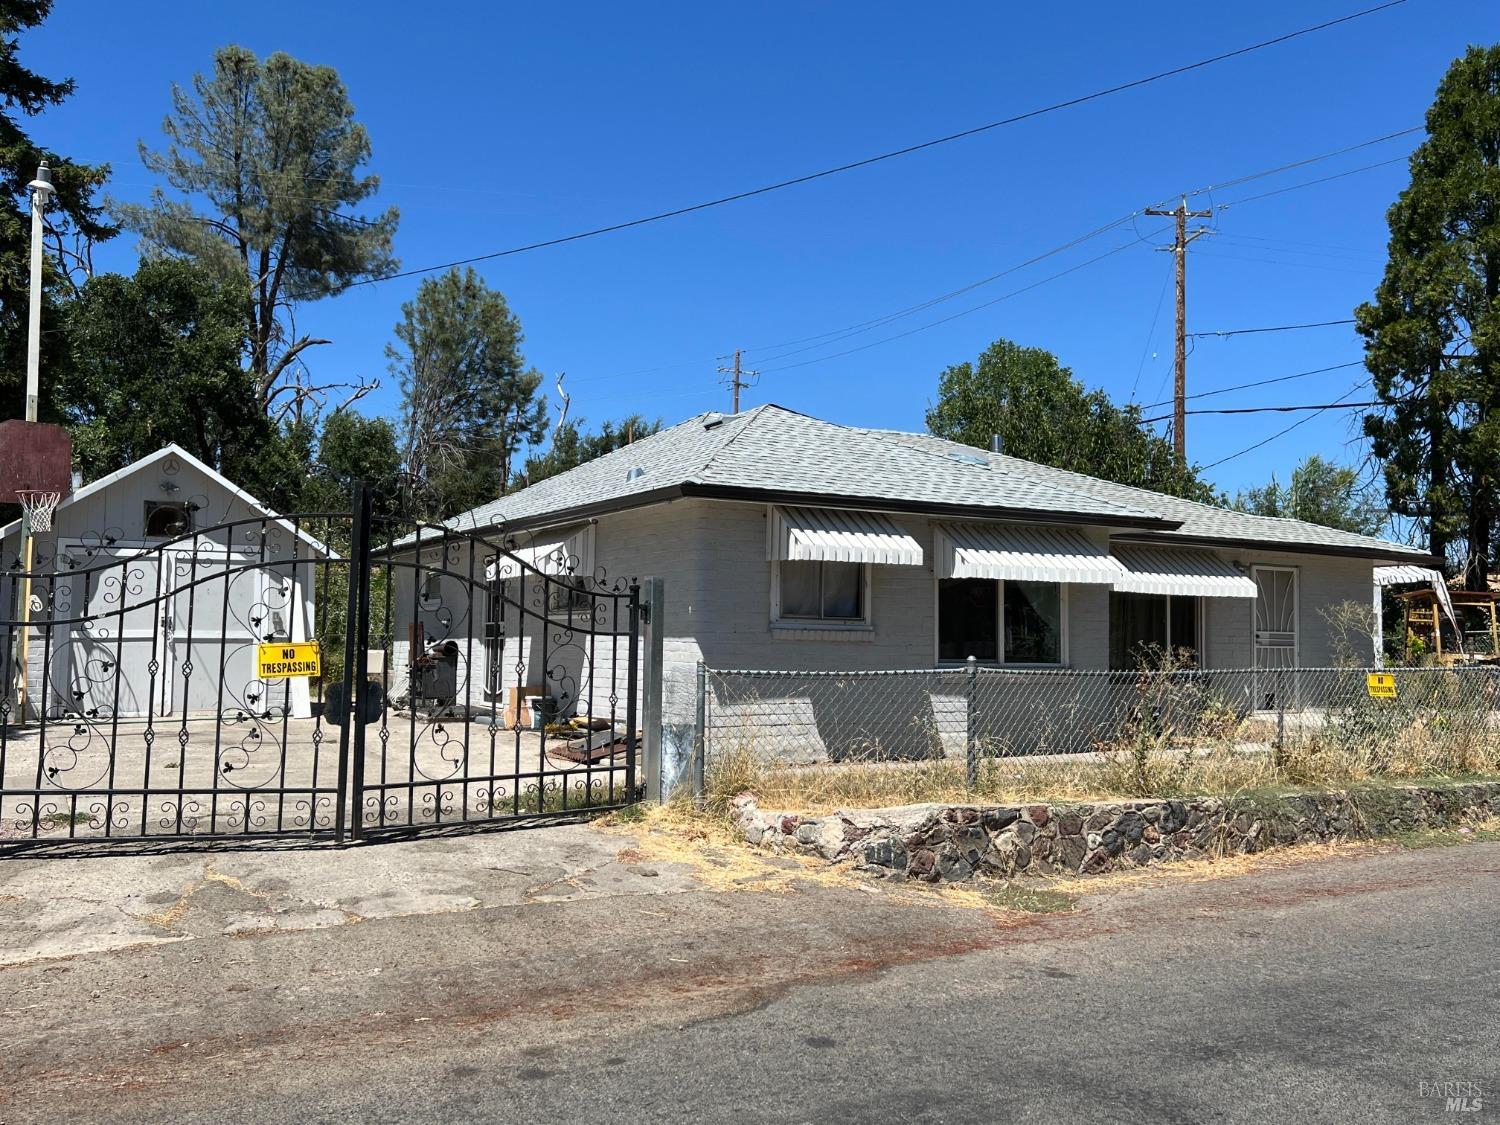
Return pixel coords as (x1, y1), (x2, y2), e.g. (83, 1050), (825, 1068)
(16, 490), (60, 533)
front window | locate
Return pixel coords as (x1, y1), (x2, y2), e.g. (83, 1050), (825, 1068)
(938, 578), (1064, 664)
(776, 560), (866, 623)
(1110, 592), (1201, 669)
(1005, 580), (1062, 664)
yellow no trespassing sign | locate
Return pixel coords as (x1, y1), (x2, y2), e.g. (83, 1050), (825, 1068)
(1366, 672), (1397, 700)
(256, 642), (322, 680)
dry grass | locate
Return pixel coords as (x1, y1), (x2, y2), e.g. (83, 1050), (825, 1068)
(701, 721), (1500, 817)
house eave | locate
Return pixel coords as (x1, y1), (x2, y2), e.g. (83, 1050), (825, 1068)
(1110, 531), (1442, 566)
(462, 483), (1183, 538)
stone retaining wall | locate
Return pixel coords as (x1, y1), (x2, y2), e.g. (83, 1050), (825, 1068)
(730, 781), (1500, 882)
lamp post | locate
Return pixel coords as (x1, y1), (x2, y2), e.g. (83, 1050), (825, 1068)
(15, 162), (54, 720)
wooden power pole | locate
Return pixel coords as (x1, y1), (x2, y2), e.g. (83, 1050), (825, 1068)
(717, 349), (759, 414)
(1143, 195), (1212, 459)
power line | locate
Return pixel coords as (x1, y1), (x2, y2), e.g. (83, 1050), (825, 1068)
(1128, 263), (1174, 402)
(745, 215), (1142, 363)
(754, 241), (1141, 373)
(1177, 125), (1419, 202)
(571, 122), (1421, 388)
(338, 0), (1410, 291)
(1188, 318), (1356, 339)
(1142, 396), (1377, 424)
(1217, 155), (1409, 208)
(1200, 384), (1371, 470)
(1142, 360), (1365, 409)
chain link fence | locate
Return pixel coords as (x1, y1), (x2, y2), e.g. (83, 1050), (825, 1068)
(696, 663), (1500, 791)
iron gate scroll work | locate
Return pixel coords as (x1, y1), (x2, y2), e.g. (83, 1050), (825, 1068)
(0, 484), (642, 845)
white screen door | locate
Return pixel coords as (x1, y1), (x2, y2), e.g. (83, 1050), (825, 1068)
(1253, 566), (1298, 670)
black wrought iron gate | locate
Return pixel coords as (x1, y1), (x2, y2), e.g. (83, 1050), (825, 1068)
(0, 483), (642, 845)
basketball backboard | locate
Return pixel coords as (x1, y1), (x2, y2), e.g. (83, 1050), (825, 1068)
(0, 419), (73, 504)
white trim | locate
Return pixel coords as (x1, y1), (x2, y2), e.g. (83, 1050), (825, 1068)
(0, 444), (333, 558)
(770, 557), (873, 630)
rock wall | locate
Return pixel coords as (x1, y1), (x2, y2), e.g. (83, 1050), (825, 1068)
(730, 781), (1500, 882)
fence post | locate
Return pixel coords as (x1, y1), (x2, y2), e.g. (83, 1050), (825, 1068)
(1274, 663), (1286, 754)
(692, 661), (707, 804)
(624, 582), (641, 804)
(965, 654), (978, 789)
(347, 481), (374, 841)
(332, 481), (369, 844)
(640, 577), (665, 803)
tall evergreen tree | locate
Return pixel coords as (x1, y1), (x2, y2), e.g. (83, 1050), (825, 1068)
(0, 0), (115, 420)
(117, 45), (397, 421)
(925, 338), (1220, 503)
(391, 268), (547, 521)
(1360, 45), (1500, 587)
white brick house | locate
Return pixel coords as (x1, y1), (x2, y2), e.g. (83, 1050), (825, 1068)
(390, 405), (1434, 780)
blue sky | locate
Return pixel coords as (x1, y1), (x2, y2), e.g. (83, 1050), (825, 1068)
(24, 0), (1498, 496)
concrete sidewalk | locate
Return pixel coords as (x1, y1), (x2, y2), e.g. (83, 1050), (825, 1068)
(0, 821), (699, 966)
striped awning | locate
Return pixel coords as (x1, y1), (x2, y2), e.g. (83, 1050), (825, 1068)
(1375, 564), (1458, 627)
(1374, 564), (1443, 587)
(935, 523), (1124, 584)
(770, 507), (923, 566)
(1111, 546), (1257, 598)
(486, 525), (593, 581)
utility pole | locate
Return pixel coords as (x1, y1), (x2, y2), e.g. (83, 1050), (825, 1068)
(717, 349), (759, 414)
(1143, 195), (1212, 459)
(15, 162), (54, 721)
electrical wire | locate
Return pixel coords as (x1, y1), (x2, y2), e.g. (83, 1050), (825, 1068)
(1217, 155), (1409, 209)
(1142, 360), (1365, 409)
(1142, 395), (1377, 424)
(754, 242), (1141, 374)
(336, 0), (1410, 291)
(1176, 125), (1419, 202)
(1199, 384), (1372, 469)
(1187, 318), (1355, 339)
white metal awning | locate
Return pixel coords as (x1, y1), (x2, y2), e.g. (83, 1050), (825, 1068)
(486, 525), (594, 582)
(1111, 546), (1258, 598)
(935, 523), (1124, 584)
(770, 506), (923, 566)
(1374, 564), (1458, 627)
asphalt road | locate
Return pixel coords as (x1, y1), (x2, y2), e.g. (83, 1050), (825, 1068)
(4, 836), (1497, 1123)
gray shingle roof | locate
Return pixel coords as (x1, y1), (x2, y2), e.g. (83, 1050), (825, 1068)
(435, 403), (1428, 560)
(868, 428), (1428, 559)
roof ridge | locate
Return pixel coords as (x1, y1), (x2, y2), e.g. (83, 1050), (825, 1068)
(688, 404), (773, 482)
(859, 426), (1160, 518)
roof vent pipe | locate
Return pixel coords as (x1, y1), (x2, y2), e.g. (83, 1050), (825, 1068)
(990, 434), (1003, 454)
(625, 467), (646, 483)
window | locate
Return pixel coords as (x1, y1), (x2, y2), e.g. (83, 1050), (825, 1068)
(937, 578), (1064, 664)
(775, 560), (866, 624)
(1005, 581), (1062, 664)
(938, 579), (997, 661)
(144, 501), (191, 539)
(546, 575), (593, 615)
(1109, 592), (1201, 669)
